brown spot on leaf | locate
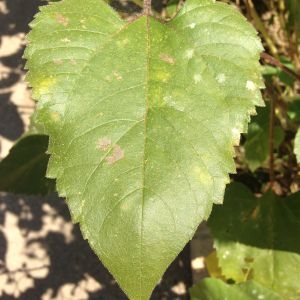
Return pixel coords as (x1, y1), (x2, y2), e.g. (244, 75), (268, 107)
(70, 59), (77, 65)
(97, 137), (111, 151)
(241, 267), (249, 274)
(242, 206), (260, 222)
(56, 13), (69, 27)
(106, 145), (124, 165)
(53, 59), (63, 65)
(244, 257), (254, 263)
(249, 206), (260, 220)
(159, 53), (175, 65)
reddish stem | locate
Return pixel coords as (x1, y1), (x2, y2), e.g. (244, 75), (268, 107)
(143, 0), (152, 15)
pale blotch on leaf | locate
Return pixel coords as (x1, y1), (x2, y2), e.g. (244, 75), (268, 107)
(61, 38), (71, 43)
(185, 49), (194, 59)
(222, 250), (230, 259)
(159, 53), (175, 65)
(193, 166), (213, 186)
(113, 71), (122, 81)
(80, 19), (87, 29)
(155, 71), (171, 83)
(105, 75), (112, 82)
(50, 111), (61, 122)
(97, 137), (112, 151)
(106, 145), (124, 165)
(189, 23), (196, 29)
(70, 59), (77, 65)
(116, 38), (129, 47)
(53, 59), (63, 65)
(231, 127), (240, 144)
(246, 80), (256, 91)
(193, 74), (202, 84)
(163, 95), (184, 112)
(216, 73), (226, 84)
(55, 13), (69, 27)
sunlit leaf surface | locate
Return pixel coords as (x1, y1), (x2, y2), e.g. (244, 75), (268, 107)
(25, 0), (263, 298)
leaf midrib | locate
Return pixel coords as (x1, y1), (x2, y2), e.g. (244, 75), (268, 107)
(139, 15), (151, 298)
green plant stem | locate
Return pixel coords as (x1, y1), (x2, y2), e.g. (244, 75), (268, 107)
(131, 0), (143, 8)
(278, 0), (287, 30)
(246, 0), (279, 58)
(268, 94), (275, 190)
(143, 0), (152, 15)
(277, 0), (289, 43)
(276, 0), (300, 69)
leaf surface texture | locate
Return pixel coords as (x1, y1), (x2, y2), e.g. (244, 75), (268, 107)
(25, 0), (263, 298)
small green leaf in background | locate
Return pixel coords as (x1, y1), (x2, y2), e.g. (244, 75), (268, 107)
(244, 105), (284, 171)
(0, 135), (54, 195)
(287, 98), (300, 125)
(25, 0), (263, 298)
(165, 0), (180, 17)
(208, 182), (300, 300)
(286, 0), (300, 42)
(262, 56), (296, 87)
(190, 278), (281, 300)
(294, 128), (300, 163)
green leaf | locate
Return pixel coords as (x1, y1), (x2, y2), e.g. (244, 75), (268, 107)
(287, 98), (300, 125)
(25, 0), (263, 298)
(294, 129), (300, 162)
(190, 279), (282, 300)
(0, 134), (54, 195)
(286, 0), (300, 42)
(262, 56), (296, 87)
(208, 182), (300, 300)
(244, 105), (284, 171)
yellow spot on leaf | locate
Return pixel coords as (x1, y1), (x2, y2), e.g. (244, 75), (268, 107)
(154, 71), (170, 83)
(193, 166), (213, 186)
(117, 38), (129, 47)
(113, 71), (122, 81)
(50, 111), (61, 122)
(35, 77), (56, 95)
